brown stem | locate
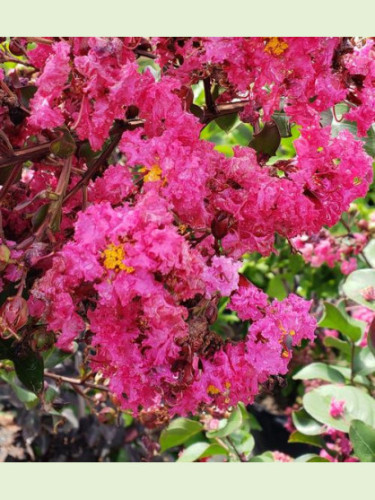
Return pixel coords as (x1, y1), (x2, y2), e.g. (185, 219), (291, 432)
(134, 49), (157, 59)
(26, 37), (54, 46)
(0, 79), (17, 100)
(0, 142), (53, 169)
(226, 436), (246, 462)
(203, 77), (216, 114)
(63, 130), (123, 203)
(44, 370), (110, 392)
(200, 100), (249, 125)
(33, 156), (73, 242)
(0, 162), (23, 203)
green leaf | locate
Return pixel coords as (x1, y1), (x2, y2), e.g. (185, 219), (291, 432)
(294, 454), (329, 462)
(206, 405), (243, 439)
(303, 384), (375, 432)
(343, 269), (375, 311)
(122, 412), (133, 428)
(333, 365), (370, 386)
(363, 239), (375, 268)
(272, 111), (291, 138)
(160, 418), (203, 452)
(293, 362), (346, 384)
(0, 372), (39, 409)
(50, 127), (77, 158)
(43, 344), (76, 369)
(229, 430), (255, 456)
(349, 419), (375, 462)
(323, 336), (351, 356)
(353, 346), (375, 377)
(190, 103), (203, 120)
(292, 408), (324, 436)
(364, 125), (375, 158)
(266, 275), (287, 300)
(177, 442), (228, 462)
(288, 431), (325, 448)
(318, 302), (364, 342)
(31, 203), (50, 231)
(238, 401), (261, 431)
(0, 337), (14, 360)
(248, 451), (274, 462)
(247, 413), (262, 432)
(215, 113), (238, 133)
(13, 350), (44, 394)
(249, 122), (281, 157)
(368, 316), (375, 358)
(0, 339), (44, 395)
(214, 144), (234, 157)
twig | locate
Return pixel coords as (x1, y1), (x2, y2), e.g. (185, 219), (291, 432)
(134, 49), (157, 59)
(44, 370), (110, 392)
(226, 436), (246, 462)
(203, 77), (216, 114)
(0, 162), (23, 203)
(26, 37), (54, 46)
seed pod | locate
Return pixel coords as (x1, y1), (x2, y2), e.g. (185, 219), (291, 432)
(211, 211), (232, 240)
(205, 303), (218, 324)
(126, 105), (139, 119)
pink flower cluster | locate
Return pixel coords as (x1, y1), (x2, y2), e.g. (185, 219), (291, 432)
(292, 228), (368, 275)
(2, 37), (375, 416)
(31, 192), (315, 415)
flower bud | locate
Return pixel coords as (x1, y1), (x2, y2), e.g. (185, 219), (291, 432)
(0, 296), (28, 333)
(30, 328), (55, 352)
(125, 105), (139, 119)
(205, 303), (218, 324)
(98, 407), (117, 425)
(211, 211), (233, 240)
(9, 39), (24, 56)
(358, 219), (369, 231)
(238, 274), (251, 288)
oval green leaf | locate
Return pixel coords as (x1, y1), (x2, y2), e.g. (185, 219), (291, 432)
(293, 362), (346, 384)
(303, 384), (375, 432)
(343, 269), (375, 311)
(206, 405), (243, 439)
(349, 419), (375, 462)
(160, 418), (203, 452)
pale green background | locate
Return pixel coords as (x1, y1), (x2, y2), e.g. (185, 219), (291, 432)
(1, 1), (375, 497)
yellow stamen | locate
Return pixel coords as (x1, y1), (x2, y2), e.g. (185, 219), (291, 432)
(141, 165), (163, 183)
(102, 243), (134, 273)
(207, 384), (220, 395)
(264, 37), (288, 56)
